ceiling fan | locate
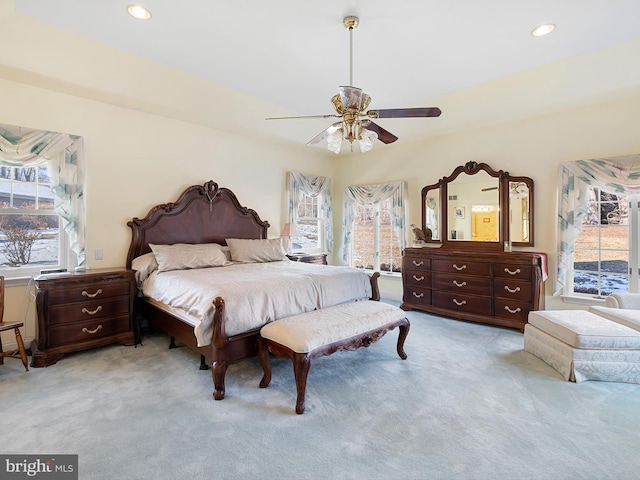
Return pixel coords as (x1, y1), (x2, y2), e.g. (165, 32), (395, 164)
(266, 16), (442, 154)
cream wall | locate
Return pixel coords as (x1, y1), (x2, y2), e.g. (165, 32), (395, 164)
(0, 77), (332, 346)
(332, 92), (640, 310)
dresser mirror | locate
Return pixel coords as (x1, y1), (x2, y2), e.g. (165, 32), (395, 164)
(421, 161), (534, 249)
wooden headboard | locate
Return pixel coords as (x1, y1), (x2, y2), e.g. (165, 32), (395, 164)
(126, 180), (270, 268)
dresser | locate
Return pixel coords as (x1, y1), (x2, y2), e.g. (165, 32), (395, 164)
(286, 253), (328, 265)
(30, 268), (136, 367)
(401, 249), (546, 331)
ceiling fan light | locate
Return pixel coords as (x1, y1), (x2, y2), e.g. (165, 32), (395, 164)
(359, 129), (378, 153)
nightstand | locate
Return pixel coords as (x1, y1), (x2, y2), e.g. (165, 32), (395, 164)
(30, 268), (136, 367)
(286, 253), (328, 265)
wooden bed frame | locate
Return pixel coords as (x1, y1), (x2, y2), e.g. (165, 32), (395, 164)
(126, 180), (380, 400)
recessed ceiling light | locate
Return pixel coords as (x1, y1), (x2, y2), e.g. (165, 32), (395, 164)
(531, 23), (555, 37)
(127, 5), (151, 20)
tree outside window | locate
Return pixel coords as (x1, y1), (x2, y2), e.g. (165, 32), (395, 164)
(0, 166), (62, 272)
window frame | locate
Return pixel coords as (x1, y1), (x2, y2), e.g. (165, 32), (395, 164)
(291, 190), (324, 254)
(348, 197), (404, 275)
(568, 187), (639, 298)
(0, 166), (70, 279)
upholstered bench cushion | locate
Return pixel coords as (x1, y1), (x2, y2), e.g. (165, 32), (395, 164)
(589, 306), (640, 333)
(528, 310), (640, 350)
(260, 300), (406, 353)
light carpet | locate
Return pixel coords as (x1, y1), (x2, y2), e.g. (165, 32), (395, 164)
(2, 307), (640, 480)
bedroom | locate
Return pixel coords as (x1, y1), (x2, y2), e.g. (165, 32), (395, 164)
(1, 1), (640, 478)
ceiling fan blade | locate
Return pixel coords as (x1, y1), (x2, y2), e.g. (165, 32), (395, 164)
(266, 114), (340, 120)
(306, 123), (343, 146)
(482, 187), (498, 192)
(364, 122), (398, 144)
(366, 107), (442, 119)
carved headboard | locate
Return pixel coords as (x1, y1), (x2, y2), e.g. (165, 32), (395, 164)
(126, 180), (270, 268)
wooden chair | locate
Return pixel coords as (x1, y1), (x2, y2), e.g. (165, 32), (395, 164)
(0, 276), (29, 371)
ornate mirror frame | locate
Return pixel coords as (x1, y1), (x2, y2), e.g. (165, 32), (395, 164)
(421, 161), (534, 250)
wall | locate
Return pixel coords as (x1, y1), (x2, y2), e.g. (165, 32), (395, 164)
(0, 77), (332, 346)
(332, 92), (640, 310)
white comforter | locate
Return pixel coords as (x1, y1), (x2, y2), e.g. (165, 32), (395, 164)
(141, 261), (373, 346)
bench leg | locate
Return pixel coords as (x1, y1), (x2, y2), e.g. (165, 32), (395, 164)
(396, 319), (410, 360)
(292, 353), (311, 414)
(258, 338), (272, 388)
(211, 360), (228, 400)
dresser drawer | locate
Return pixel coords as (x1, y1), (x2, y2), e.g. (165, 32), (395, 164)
(494, 263), (532, 281)
(403, 269), (431, 287)
(403, 256), (430, 270)
(46, 280), (131, 305)
(433, 273), (491, 296)
(494, 299), (531, 323)
(403, 286), (431, 306)
(493, 278), (532, 302)
(48, 296), (131, 326)
(433, 292), (491, 316)
(432, 259), (490, 276)
(47, 315), (132, 347)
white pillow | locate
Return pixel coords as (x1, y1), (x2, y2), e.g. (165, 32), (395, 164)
(225, 238), (287, 263)
(131, 252), (159, 286)
(149, 243), (231, 272)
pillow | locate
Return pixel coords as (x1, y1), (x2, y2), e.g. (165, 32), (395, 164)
(131, 252), (159, 286)
(149, 243), (232, 272)
(225, 238), (287, 263)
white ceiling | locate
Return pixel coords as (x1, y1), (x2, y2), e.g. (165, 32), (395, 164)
(11, 0), (640, 148)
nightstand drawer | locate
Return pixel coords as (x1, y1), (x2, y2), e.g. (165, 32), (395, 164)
(46, 280), (131, 305)
(47, 315), (132, 347)
(48, 296), (131, 326)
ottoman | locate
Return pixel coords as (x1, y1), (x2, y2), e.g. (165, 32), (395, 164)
(524, 310), (640, 384)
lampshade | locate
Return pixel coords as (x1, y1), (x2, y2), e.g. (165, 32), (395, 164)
(280, 223), (298, 237)
(326, 121), (378, 154)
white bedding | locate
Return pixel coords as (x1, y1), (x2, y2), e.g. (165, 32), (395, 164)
(140, 260), (373, 346)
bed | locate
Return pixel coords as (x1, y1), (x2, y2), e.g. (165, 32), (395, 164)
(126, 180), (380, 400)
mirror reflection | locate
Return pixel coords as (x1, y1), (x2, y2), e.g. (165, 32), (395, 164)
(447, 170), (499, 241)
(509, 181), (530, 243)
(425, 188), (440, 240)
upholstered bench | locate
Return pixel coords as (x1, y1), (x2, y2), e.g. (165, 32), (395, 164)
(258, 300), (410, 414)
(524, 310), (640, 384)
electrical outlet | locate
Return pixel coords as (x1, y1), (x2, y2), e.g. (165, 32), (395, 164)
(95, 248), (103, 260)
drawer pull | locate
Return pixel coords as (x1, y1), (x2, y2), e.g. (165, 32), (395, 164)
(412, 292), (424, 298)
(453, 280), (467, 287)
(504, 306), (522, 314)
(453, 264), (467, 271)
(413, 275), (425, 282)
(504, 286), (521, 294)
(412, 260), (424, 267)
(82, 325), (103, 335)
(82, 289), (103, 298)
(82, 306), (103, 315)
(453, 299), (467, 306)
(504, 268), (521, 276)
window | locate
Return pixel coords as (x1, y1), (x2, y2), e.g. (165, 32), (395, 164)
(343, 181), (407, 274)
(287, 172), (332, 255)
(350, 199), (403, 273)
(571, 187), (639, 297)
(291, 191), (323, 252)
(0, 166), (66, 277)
